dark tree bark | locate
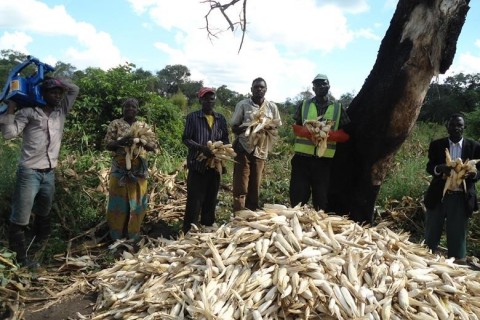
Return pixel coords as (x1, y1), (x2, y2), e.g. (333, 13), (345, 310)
(328, 0), (471, 224)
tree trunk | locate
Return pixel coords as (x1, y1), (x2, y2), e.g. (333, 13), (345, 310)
(328, 0), (470, 224)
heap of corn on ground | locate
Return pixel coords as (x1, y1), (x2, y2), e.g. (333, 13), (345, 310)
(91, 204), (480, 320)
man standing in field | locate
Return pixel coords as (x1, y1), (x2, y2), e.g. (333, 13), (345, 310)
(231, 77), (282, 212)
(290, 73), (350, 212)
(423, 113), (480, 262)
(1, 76), (79, 268)
(182, 87), (229, 233)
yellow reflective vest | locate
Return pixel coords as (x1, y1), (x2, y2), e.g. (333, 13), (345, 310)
(294, 99), (342, 158)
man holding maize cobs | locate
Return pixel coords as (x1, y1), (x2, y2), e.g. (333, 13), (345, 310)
(182, 87), (230, 233)
(231, 78), (282, 212)
(424, 113), (480, 262)
(290, 74), (351, 211)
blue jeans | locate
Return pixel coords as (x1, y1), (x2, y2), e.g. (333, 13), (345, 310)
(10, 166), (55, 226)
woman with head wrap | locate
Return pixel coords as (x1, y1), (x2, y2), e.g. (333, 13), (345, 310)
(104, 98), (157, 241)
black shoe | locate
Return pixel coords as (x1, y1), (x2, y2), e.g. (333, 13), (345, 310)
(18, 258), (40, 269)
(30, 237), (49, 252)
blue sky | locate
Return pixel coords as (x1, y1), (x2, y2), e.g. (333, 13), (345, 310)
(0, 0), (479, 102)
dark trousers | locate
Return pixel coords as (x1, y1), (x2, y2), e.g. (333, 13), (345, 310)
(232, 150), (265, 211)
(289, 154), (332, 211)
(183, 169), (220, 233)
(425, 192), (468, 259)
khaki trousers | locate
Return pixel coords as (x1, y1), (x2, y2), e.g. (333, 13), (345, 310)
(232, 150), (265, 211)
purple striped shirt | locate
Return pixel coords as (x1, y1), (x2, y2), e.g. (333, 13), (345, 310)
(183, 109), (230, 173)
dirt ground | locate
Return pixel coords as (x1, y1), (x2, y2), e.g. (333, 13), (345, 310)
(1, 220), (178, 320)
(22, 293), (96, 320)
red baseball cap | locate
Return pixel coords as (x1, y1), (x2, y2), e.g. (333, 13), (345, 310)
(197, 87), (215, 98)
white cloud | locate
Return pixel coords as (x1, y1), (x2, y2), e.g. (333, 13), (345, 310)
(1, 0), (474, 103)
(384, 0), (398, 10)
(129, 0), (365, 101)
(354, 28), (382, 41)
(316, 0), (369, 14)
(0, 0), (126, 70)
(127, 0), (158, 15)
(0, 31), (32, 53)
(154, 42), (182, 58)
(456, 52), (480, 73)
(444, 39), (480, 76)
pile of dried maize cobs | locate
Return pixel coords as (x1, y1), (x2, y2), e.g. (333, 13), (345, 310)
(442, 148), (480, 197)
(304, 117), (335, 157)
(240, 107), (281, 152)
(119, 122), (156, 170)
(91, 204), (480, 319)
(197, 140), (237, 174)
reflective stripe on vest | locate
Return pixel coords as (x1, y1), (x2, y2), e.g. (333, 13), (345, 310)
(294, 99), (341, 158)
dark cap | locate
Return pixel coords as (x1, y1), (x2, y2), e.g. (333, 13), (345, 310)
(41, 78), (66, 91)
(122, 97), (139, 108)
(197, 87), (216, 98)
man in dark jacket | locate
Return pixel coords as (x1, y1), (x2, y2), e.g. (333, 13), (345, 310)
(424, 113), (480, 261)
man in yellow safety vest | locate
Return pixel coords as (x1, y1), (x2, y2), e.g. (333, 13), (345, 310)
(290, 73), (351, 211)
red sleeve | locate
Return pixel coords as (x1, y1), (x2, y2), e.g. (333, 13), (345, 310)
(292, 125), (350, 142)
(292, 124), (312, 139)
(327, 129), (350, 142)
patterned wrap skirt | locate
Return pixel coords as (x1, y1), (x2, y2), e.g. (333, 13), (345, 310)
(106, 155), (149, 240)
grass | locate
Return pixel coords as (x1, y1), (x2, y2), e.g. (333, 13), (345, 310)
(378, 122), (439, 205)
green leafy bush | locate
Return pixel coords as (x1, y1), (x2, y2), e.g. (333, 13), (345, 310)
(64, 63), (166, 151)
(0, 138), (20, 233)
(143, 96), (186, 158)
(170, 92), (188, 113)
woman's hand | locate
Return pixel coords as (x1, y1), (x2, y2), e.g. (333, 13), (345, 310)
(117, 136), (133, 147)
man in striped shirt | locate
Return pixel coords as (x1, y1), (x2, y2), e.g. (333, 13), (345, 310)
(182, 87), (229, 233)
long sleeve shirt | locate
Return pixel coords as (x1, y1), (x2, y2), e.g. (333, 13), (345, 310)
(183, 109), (229, 173)
(1, 80), (79, 169)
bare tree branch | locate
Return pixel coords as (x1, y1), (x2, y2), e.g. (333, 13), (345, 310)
(238, 0), (247, 53)
(202, 0), (248, 52)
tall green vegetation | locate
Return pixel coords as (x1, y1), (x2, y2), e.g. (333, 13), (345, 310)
(0, 50), (29, 82)
(0, 139), (19, 231)
(378, 121), (445, 204)
(420, 73), (480, 126)
(59, 63), (186, 157)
